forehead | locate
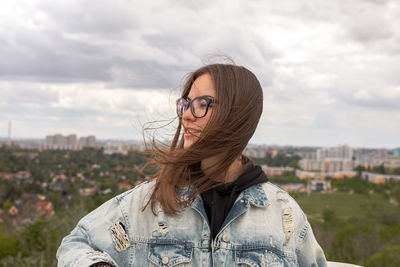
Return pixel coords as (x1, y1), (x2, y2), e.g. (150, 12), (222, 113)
(188, 73), (216, 99)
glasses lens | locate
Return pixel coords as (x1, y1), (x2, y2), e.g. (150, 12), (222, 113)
(176, 98), (188, 118)
(192, 98), (209, 118)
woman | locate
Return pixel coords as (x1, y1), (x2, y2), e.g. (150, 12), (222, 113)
(57, 64), (327, 266)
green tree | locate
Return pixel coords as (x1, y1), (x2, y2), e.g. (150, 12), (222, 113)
(331, 224), (380, 265)
(19, 217), (48, 252)
(0, 233), (18, 259)
(373, 164), (385, 174)
(393, 167), (400, 175)
(355, 165), (365, 177)
(365, 245), (400, 267)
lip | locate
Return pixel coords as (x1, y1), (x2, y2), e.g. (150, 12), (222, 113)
(183, 127), (201, 137)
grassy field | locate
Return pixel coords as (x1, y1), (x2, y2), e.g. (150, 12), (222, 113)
(292, 191), (400, 222)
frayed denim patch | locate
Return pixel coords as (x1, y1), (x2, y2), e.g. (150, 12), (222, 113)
(111, 221), (130, 252)
(282, 208), (293, 244)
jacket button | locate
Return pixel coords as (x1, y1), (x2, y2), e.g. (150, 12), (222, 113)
(222, 234), (230, 242)
(162, 256), (169, 264)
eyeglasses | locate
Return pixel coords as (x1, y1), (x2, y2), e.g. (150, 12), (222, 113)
(176, 96), (215, 119)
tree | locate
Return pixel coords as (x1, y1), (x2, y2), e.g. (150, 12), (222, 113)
(19, 217), (48, 252)
(365, 245), (400, 267)
(0, 233), (18, 259)
(373, 164), (385, 174)
(393, 167), (400, 175)
(331, 224), (380, 265)
(355, 165), (365, 177)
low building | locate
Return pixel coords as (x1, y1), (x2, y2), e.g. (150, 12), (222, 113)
(299, 158), (354, 172)
(362, 172), (400, 184)
(103, 143), (128, 155)
(0, 172), (13, 180)
(372, 157), (400, 170)
(101, 188), (112, 195)
(36, 201), (55, 216)
(79, 187), (98, 196)
(262, 166), (294, 176)
(8, 205), (19, 216)
(296, 170), (357, 180)
(118, 183), (133, 191)
(15, 171), (32, 180)
(311, 180), (331, 191)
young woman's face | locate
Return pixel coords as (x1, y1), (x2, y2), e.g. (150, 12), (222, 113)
(182, 73), (216, 149)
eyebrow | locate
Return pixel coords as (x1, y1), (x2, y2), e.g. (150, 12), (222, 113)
(187, 95), (215, 101)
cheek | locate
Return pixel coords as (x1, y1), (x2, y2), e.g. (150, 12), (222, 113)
(199, 111), (213, 128)
(198, 120), (207, 129)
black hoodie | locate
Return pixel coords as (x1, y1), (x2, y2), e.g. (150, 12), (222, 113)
(200, 164), (268, 241)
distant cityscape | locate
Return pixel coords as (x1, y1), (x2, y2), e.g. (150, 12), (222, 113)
(1, 133), (400, 185)
(245, 144), (400, 184)
(0, 134), (145, 155)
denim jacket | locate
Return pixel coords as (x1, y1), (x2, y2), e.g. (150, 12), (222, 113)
(57, 181), (327, 267)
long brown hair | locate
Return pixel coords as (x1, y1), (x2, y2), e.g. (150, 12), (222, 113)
(144, 63), (263, 215)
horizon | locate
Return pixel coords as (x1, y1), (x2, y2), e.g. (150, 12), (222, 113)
(1, 134), (398, 150)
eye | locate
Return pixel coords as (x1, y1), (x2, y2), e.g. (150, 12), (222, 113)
(193, 99), (208, 109)
(200, 102), (208, 108)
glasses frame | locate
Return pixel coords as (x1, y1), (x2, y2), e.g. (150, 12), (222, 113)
(176, 96), (215, 119)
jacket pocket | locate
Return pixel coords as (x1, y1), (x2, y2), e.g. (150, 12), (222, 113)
(235, 247), (286, 267)
(148, 240), (193, 267)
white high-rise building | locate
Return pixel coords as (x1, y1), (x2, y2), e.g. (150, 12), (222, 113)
(79, 135), (96, 148)
(301, 145), (354, 172)
(45, 134), (81, 150)
(316, 145), (353, 161)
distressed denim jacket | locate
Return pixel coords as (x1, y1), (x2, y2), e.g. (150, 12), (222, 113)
(57, 181), (327, 267)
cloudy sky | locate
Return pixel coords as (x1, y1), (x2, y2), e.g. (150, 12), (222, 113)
(1, 0), (399, 148)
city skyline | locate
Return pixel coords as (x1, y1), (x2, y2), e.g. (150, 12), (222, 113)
(1, 129), (399, 150)
(1, 1), (400, 148)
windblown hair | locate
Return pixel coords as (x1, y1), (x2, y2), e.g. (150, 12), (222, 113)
(144, 63), (264, 215)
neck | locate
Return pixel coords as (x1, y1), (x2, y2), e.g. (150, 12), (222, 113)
(201, 155), (244, 184)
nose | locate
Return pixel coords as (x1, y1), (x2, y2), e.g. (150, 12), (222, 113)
(182, 106), (195, 121)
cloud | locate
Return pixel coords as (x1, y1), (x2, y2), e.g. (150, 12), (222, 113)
(0, 27), (113, 81)
(0, 0), (282, 88)
(0, 80), (177, 120)
(340, 2), (395, 43)
(40, 0), (139, 35)
(1, 0), (400, 147)
(349, 85), (400, 110)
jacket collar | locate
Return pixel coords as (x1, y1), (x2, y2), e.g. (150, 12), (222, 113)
(189, 183), (270, 234)
(136, 180), (270, 206)
(242, 183), (270, 207)
(176, 185), (193, 201)
(188, 183), (270, 208)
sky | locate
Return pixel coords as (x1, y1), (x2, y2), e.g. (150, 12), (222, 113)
(1, 0), (399, 148)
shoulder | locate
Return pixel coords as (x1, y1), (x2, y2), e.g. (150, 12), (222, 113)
(260, 182), (308, 225)
(80, 180), (156, 227)
(114, 179), (156, 214)
(262, 182), (314, 243)
(259, 182), (291, 202)
(116, 179), (155, 203)
(261, 182), (302, 207)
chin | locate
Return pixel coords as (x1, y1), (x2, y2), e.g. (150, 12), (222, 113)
(183, 142), (193, 149)
(183, 137), (196, 149)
